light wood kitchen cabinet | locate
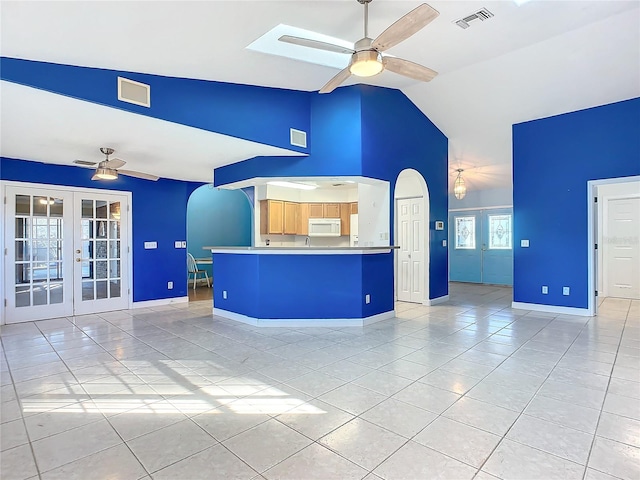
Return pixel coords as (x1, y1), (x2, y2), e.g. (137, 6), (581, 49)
(260, 200), (283, 234)
(283, 202), (298, 235)
(323, 203), (340, 218)
(297, 203), (309, 235)
(309, 203), (323, 218)
(340, 203), (350, 236)
(350, 202), (358, 214)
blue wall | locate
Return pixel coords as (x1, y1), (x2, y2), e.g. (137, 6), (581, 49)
(187, 185), (252, 276)
(513, 97), (640, 309)
(1, 158), (200, 302)
(359, 86), (448, 299)
(214, 85), (449, 301)
(0, 57), (311, 154)
(213, 253), (393, 319)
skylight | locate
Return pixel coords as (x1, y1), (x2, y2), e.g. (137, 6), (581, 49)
(246, 24), (352, 70)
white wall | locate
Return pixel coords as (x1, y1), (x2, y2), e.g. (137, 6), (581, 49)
(448, 187), (512, 209)
(358, 183), (390, 247)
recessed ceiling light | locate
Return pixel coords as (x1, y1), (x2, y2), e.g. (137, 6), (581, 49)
(268, 181), (317, 190)
(513, 0), (533, 5)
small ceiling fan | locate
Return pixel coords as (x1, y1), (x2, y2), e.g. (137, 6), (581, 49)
(279, 0), (439, 94)
(74, 147), (159, 181)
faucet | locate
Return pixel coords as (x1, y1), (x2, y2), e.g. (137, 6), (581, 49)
(305, 236), (311, 247)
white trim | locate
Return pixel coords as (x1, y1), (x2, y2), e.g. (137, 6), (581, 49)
(213, 308), (395, 327)
(424, 295), (449, 306)
(449, 205), (513, 212)
(133, 296), (189, 309)
(209, 248), (392, 255)
(587, 175), (640, 317)
(511, 301), (591, 317)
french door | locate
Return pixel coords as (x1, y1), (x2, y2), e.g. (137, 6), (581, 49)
(4, 184), (130, 323)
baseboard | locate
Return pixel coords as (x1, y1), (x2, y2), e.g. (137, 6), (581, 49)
(212, 308), (396, 327)
(511, 301), (592, 317)
(133, 296), (189, 309)
(424, 295), (449, 306)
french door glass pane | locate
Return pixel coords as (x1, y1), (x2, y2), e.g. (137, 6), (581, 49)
(14, 194), (66, 309)
(488, 214), (512, 250)
(455, 216), (476, 249)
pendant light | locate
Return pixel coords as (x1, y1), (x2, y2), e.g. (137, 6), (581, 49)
(454, 168), (467, 200)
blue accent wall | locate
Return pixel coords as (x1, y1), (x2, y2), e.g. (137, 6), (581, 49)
(213, 253), (393, 319)
(513, 97), (640, 309)
(0, 57), (311, 153)
(359, 86), (448, 299)
(214, 85), (449, 301)
(187, 185), (252, 276)
(1, 157), (200, 302)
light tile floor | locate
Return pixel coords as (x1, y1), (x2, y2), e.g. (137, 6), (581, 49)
(1, 283), (639, 480)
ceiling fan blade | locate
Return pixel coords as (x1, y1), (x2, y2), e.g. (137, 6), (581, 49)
(372, 3), (439, 52)
(279, 35), (354, 55)
(383, 56), (438, 82)
(103, 158), (126, 169)
(319, 67), (352, 94)
(119, 169), (160, 181)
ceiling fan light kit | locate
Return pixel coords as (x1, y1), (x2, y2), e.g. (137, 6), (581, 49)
(92, 167), (118, 181)
(281, 0), (439, 93)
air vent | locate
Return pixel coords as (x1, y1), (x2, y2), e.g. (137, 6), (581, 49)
(73, 159), (97, 166)
(455, 8), (494, 29)
(118, 77), (151, 107)
(290, 128), (307, 148)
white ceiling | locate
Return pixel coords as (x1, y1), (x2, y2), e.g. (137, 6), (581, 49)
(1, 0), (638, 191)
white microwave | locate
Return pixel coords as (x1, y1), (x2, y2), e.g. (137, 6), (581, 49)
(308, 218), (341, 237)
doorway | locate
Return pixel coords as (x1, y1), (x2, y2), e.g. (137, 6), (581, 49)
(449, 207), (513, 285)
(394, 169), (429, 304)
(3, 183), (131, 323)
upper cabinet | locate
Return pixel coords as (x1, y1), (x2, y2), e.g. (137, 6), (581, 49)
(340, 203), (351, 236)
(283, 202), (298, 235)
(322, 203), (340, 218)
(309, 203), (323, 218)
(297, 203), (309, 235)
(260, 200), (283, 234)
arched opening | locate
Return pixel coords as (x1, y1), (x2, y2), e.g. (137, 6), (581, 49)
(186, 185), (253, 301)
(394, 169), (430, 304)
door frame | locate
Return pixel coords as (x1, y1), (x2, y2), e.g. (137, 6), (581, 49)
(1, 180), (133, 325)
(587, 175), (640, 317)
(393, 169), (430, 304)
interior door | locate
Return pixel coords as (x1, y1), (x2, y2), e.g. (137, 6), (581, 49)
(605, 197), (640, 299)
(4, 185), (130, 323)
(73, 193), (130, 315)
(5, 186), (74, 323)
(397, 197), (424, 303)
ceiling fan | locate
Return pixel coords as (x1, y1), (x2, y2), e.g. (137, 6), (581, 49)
(74, 147), (159, 181)
(279, 0), (439, 94)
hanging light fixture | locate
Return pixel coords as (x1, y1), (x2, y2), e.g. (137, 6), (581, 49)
(454, 168), (467, 200)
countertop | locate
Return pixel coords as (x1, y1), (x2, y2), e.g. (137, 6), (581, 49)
(204, 246), (398, 255)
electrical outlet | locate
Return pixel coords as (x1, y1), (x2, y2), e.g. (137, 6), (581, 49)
(542, 285), (548, 294)
(223, 290), (227, 299)
(563, 287), (570, 296)
(365, 294), (370, 304)
(167, 281), (173, 289)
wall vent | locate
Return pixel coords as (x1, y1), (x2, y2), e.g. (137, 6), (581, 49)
(454, 8), (494, 29)
(290, 128), (307, 148)
(118, 77), (151, 107)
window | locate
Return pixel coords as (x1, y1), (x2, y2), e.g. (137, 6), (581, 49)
(455, 216), (475, 249)
(488, 214), (512, 249)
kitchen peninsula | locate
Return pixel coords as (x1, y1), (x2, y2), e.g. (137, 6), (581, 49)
(207, 246), (397, 326)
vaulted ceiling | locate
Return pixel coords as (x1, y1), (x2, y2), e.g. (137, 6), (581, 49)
(1, 1), (638, 192)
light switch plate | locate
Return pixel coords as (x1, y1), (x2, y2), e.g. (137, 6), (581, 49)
(442, 239), (447, 247)
(174, 241), (181, 248)
(144, 241), (157, 249)
(181, 241), (187, 248)
(563, 287), (570, 296)
(521, 239), (530, 247)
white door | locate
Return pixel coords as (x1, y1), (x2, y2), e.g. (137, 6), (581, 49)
(605, 197), (640, 299)
(4, 185), (130, 323)
(397, 198), (424, 303)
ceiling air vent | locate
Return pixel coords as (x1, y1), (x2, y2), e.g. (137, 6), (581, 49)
(118, 77), (151, 107)
(455, 8), (494, 29)
(290, 128), (307, 148)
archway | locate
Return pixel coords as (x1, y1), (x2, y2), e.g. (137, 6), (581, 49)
(186, 185), (253, 300)
(394, 169), (430, 304)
